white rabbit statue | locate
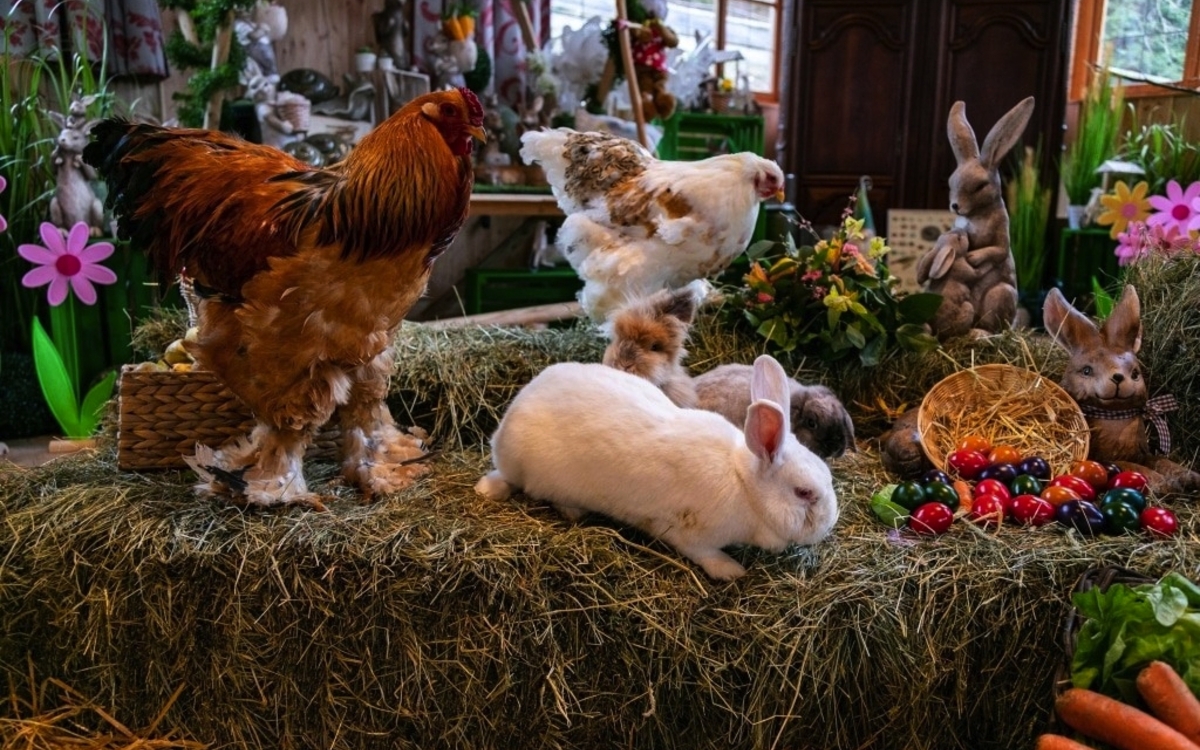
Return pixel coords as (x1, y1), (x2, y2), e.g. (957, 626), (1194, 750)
(917, 96), (1035, 340)
(47, 94), (106, 236)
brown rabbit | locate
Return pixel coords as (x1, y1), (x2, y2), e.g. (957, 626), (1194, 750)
(918, 97), (1034, 340)
(1043, 285), (1200, 495)
(601, 286), (699, 408)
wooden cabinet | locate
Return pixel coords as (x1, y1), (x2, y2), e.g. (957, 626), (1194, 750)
(779, 0), (1070, 234)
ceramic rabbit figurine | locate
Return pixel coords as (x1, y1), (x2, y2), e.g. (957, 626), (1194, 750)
(1043, 285), (1200, 495)
(917, 96), (1034, 340)
(47, 94), (105, 236)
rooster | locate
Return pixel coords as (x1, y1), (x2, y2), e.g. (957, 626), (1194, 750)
(520, 128), (784, 321)
(84, 88), (485, 507)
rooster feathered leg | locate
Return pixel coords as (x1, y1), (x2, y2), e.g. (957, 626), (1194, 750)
(338, 347), (429, 500)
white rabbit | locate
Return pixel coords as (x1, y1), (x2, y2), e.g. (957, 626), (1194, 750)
(693, 364), (855, 460)
(475, 355), (839, 580)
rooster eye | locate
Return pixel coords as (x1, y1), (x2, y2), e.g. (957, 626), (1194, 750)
(439, 103), (458, 118)
(1081, 366), (1093, 376)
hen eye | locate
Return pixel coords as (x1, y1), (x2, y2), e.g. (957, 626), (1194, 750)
(1081, 366), (1093, 376)
(439, 103), (457, 117)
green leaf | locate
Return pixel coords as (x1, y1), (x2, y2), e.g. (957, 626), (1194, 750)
(826, 306), (841, 330)
(896, 324), (941, 353)
(78, 370), (117, 436)
(746, 240), (779, 261)
(859, 335), (884, 367)
(898, 292), (945, 323)
(845, 323), (866, 349)
(1092, 276), (1115, 320)
(31, 318), (81, 438)
(870, 485), (909, 528)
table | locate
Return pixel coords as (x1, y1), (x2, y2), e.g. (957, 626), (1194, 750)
(469, 192), (563, 218)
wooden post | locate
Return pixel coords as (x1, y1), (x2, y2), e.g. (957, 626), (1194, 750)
(614, 0), (647, 148)
(203, 11), (235, 130)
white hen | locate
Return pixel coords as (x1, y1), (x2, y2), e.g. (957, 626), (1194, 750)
(520, 128), (785, 321)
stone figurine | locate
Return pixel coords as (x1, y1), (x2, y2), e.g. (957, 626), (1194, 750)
(47, 94), (105, 236)
(373, 0), (411, 71)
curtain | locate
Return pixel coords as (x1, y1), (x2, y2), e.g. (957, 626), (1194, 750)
(413, 0), (550, 108)
(1, 0), (168, 79)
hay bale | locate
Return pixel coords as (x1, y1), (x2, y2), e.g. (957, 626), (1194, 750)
(1126, 253), (1200, 465)
(2, 444), (1198, 750)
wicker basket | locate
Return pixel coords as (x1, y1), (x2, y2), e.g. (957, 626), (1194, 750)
(116, 366), (339, 470)
(917, 363), (1090, 476)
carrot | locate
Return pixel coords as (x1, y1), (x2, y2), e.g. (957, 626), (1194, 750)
(460, 14), (475, 38)
(952, 479), (973, 513)
(1137, 661), (1200, 745)
(1034, 734), (1095, 750)
(443, 16), (463, 41)
(1056, 687), (1200, 750)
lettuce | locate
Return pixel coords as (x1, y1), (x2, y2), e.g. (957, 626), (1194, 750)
(1071, 572), (1200, 705)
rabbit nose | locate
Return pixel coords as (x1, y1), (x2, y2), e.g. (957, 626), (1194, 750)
(1112, 373), (1125, 384)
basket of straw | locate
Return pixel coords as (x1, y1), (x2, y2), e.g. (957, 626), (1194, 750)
(917, 363), (1090, 476)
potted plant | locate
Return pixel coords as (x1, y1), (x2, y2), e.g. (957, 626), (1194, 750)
(1006, 144), (1053, 325)
(1060, 66), (1124, 228)
(1121, 117), (1200, 197)
(355, 45), (378, 74)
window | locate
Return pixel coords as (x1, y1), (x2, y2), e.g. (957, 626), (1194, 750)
(549, 0), (782, 98)
(1071, 0), (1200, 99)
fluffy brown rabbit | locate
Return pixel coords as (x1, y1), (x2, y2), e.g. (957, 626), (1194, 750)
(602, 286), (699, 408)
(917, 97), (1034, 340)
(694, 365), (855, 460)
(1043, 285), (1200, 495)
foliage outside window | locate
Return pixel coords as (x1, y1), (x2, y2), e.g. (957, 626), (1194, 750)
(549, 0), (780, 98)
(1070, 0), (1200, 99)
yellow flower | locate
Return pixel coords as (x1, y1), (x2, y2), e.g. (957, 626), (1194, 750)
(868, 236), (889, 259)
(822, 286), (852, 313)
(843, 217), (865, 239)
(1097, 180), (1151, 239)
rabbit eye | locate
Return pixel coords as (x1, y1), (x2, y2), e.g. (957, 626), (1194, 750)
(806, 417), (818, 430)
(649, 342), (663, 352)
(793, 487), (814, 502)
(1081, 366), (1093, 376)
(1132, 369), (1140, 380)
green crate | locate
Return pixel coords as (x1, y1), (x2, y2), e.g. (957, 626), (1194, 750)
(466, 266), (583, 315)
(656, 112), (766, 161)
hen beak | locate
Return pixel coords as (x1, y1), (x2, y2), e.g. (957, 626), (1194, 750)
(775, 189), (786, 202)
(468, 124), (487, 142)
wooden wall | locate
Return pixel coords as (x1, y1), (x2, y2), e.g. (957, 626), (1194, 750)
(114, 2), (382, 124)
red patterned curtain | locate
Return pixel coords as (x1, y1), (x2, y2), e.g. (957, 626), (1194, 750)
(1, 0), (168, 79)
(413, 0), (549, 107)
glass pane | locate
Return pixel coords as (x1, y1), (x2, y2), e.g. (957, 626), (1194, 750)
(724, 0), (777, 93)
(1102, 0), (1191, 82)
(549, 0), (615, 40)
(663, 0), (717, 55)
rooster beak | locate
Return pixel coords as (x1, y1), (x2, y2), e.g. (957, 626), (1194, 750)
(775, 189), (786, 202)
(468, 124), (487, 142)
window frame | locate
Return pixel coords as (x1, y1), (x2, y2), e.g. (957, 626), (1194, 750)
(712, 0), (783, 102)
(1069, 0), (1200, 101)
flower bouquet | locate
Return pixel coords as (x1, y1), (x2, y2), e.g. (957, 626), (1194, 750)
(725, 201), (942, 367)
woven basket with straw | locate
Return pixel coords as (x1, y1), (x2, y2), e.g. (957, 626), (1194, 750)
(116, 366), (339, 470)
(917, 363), (1090, 476)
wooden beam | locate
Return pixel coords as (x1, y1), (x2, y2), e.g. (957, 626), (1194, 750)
(423, 301), (582, 329)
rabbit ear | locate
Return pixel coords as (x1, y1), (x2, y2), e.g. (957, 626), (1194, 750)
(927, 241), (957, 280)
(1042, 287), (1101, 353)
(946, 101), (979, 165)
(979, 96), (1035, 170)
(1102, 285), (1143, 354)
(745, 400), (787, 464)
(654, 286), (698, 324)
(750, 355), (791, 427)
(48, 111), (67, 129)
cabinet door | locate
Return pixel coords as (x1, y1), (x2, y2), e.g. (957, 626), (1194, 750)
(781, 0), (1069, 235)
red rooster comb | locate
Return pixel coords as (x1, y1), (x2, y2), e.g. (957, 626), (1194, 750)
(458, 87), (484, 126)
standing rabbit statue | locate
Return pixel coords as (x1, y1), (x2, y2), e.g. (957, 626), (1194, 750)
(1043, 285), (1200, 495)
(917, 96), (1034, 340)
(47, 94), (106, 236)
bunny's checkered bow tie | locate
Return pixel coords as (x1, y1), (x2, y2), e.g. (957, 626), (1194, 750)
(1079, 394), (1179, 455)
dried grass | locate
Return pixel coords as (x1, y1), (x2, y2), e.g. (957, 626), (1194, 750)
(5, 258), (1193, 750)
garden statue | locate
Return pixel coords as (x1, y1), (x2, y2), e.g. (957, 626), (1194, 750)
(235, 1), (288, 81)
(47, 95), (105, 236)
(373, 0), (411, 71)
(246, 73), (311, 149)
(916, 96), (1034, 340)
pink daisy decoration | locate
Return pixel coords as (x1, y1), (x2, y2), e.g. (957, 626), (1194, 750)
(0, 175), (7, 233)
(19, 221), (117, 306)
(1147, 180), (1200, 233)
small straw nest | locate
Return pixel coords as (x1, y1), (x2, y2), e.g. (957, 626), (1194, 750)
(918, 363), (1089, 476)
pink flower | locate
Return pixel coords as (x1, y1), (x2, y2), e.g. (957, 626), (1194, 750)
(1114, 221), (1200, 266)
(811, 285), (828, 300)
(19, 222), (117, 306)
(756, 292), (774, 304)
(0, 175), (7, 233)
(801, 269), (822, 282)
(1147, 180), (1200, 233)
